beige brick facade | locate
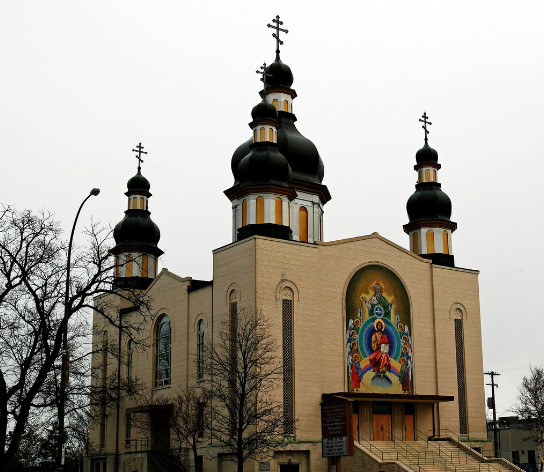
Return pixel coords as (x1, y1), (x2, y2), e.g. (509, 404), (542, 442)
(87, 231), (488, 472)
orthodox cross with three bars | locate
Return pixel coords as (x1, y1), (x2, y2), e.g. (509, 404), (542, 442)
(132, 142), (147, 172)
(419, 112), (432, 144)
(256, 62), (272, 88)
(267, 15), (288, 57)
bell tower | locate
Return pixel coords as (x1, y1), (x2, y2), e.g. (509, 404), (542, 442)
(111, 143), (163, 289)
(403, 113), (457, 267)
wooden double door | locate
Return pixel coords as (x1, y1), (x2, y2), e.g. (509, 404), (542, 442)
(371, 402), (416, 441)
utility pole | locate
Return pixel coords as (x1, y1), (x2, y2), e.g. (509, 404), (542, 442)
(485, 371), (501, 458)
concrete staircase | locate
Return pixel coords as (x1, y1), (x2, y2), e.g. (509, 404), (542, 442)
(356, 439), (523, 472)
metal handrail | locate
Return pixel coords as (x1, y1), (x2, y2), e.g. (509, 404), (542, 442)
(125, 437), (150, 453)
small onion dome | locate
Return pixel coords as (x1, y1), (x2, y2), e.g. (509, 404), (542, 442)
(231, 138), (252, 185)
(113, 213), (162, 252)
(237, 143), (292, 188)
(251, 99), (278, 121)
(277, 112), (325, 184)
(406, 184), (452, 222)
(416, 143), (439, 164)
(127, 171), (151, 192)
(266, 58), (294, 88)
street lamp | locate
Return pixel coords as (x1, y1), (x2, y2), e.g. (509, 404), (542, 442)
(57, 188), (100, 472)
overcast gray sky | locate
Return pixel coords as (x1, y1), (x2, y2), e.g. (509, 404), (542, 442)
(2, 1), (543, 418)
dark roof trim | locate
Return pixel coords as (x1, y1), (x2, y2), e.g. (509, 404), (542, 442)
(322, 392), (454, 403)
(187, 279), (213, 292)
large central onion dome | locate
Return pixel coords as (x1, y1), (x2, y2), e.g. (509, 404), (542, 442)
(406, 183), (452, 222)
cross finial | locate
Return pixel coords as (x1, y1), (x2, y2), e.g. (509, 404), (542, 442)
(132, 142), (147, 172)
(267, 15), (288, 59)
(419, 112), (432, 145)
(256, 62), (272, 89)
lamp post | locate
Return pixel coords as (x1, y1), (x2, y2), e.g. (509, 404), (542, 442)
(57, 188), (100, 472)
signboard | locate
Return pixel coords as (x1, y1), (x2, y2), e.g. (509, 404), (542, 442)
(321, 400), (354, 457)
(322, 437), (348, 457)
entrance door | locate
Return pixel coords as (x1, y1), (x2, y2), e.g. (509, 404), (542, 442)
(404, 403), (415, 441)
(372, 402), (392, 440)
(279, 464), (299, 472)
(352, 402), (359, 442)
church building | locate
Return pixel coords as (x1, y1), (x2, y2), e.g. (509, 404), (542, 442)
(87, 17), (499, 472)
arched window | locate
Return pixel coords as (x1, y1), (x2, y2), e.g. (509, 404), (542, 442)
(155, 315), (171, 387)
(433, 169), (437, 182)
(114, 256), (121, 278)
(140, 197), (145, 209)
(242, 199), (247, 226)
(127, 339), (133, 382)
(253, 129), (257, 142)
(259, 127), (265, 142)
(424, 169), (430, 182)
(256, 197), (265, 224)
(453, 309), (468, 434)
(141, 255), (149, 278)
(272, 99), (278, 109)
(412, 231), (419, 254)
(132, 197), (137, 209)
(418, 170), (423, 183)
(426, 230), (435, 253)
(282, 287), (295, 435)
(126, 254), (133, 277)
(197, 319), (205, 379)
(283, 100), (289, 112)
(229, 291), (238, 372)
(275, 198), (283, 225)
(99, 332), (108, 449)
(268, 128), (274, 142)
(443, 231), (449, 254)
(299, 207), (308, 242)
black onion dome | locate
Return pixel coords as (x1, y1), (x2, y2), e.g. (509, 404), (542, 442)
(266, 58), (294, 88)
(251, 99), (277, 121)
(406, 184), (452, 222)
(277, 112), (324, 184)
(113, 213), (161, 248)
(416, 143), (439, 164)
(231, 138), (253, 184)
(237, 144), (292, 188)
(127, 171), (150, 192)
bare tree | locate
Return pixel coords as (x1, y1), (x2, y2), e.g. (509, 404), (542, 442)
(132, 388), (209, 472)
(513, 366), (544, 472)
(203, 309), (284, 472)
(0, 207), (153, 471)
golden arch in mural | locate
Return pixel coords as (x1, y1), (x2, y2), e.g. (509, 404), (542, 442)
(345, 264), (413, 394)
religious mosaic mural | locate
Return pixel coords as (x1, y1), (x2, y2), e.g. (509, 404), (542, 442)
(345, 264), (413, 394)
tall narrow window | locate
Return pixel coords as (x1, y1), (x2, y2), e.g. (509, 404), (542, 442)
(282, 288), (295, 435)
(253, 129), (257, 142)
(260, 127), (265, 141)
(283, 100), (289, 112)
(299, 207), (308, 242)
(275, 198), (283, 224)
(256, 197), (265, 224)
(140, 197), (145, 209)
(114, 256), (121, 278)
(132, 197), (137, 209)
(229, 291), (238, 367)
(127, 339), (133, 382)
(242, 199), (247, 226)
(442, 231), (449, 254)
(269, 128), (274, 142)
(197, 402), (205, 439)
(126, 254), (133, 277)
(141, 255), (149, 278)
(433, 169), (437, 181)
(424, 169), (430, 182)
(454, 315), (468, 434)
(155, 315), (171, 387)
(99, 332), (108, 449)
(272, 99), (279, 110)
(412, 232), (420, 254)
(418, 170), (423, 183)
(197, 319), (205, 379)
(426, 230), (435, 253)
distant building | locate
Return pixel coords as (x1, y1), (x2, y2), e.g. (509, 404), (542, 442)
(488, 416), (539, 471)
